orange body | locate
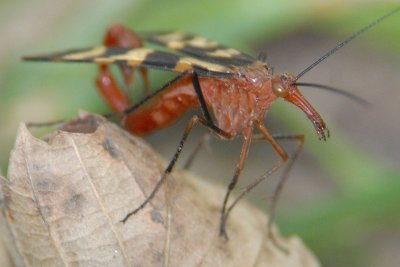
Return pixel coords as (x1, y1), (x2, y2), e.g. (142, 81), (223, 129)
(96, 24), (327, 140)
(24, 8), (399, 241)
(125, 66), (277, 136)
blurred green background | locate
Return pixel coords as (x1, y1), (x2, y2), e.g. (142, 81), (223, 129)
(1, 1), (399, 266)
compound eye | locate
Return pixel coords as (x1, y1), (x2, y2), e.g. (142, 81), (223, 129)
(272, 82), (288, 97)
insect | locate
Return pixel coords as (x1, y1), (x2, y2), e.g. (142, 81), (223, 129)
(24, 8), (399, 241)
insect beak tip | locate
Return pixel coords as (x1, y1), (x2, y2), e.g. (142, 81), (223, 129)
(286, 90), (329, 141)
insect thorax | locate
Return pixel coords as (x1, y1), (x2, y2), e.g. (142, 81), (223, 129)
(201, 63), (275, 136)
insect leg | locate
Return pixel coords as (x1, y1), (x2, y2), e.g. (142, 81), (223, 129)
(183, 133), (212, 170)
(119, 73), (188, 118)
(139, 67), (150, 96)
(219, 125), (254, 239)
(96, 65), (131, 112)
(228, 127), (304, 247)
(102, 23), (145, 89)
(166, 70), (216, 169)
(265, 133), (304, 247)
(192, 71), (214, 125)
(121, 115), (232, 223)
(97, 23), (147, 112)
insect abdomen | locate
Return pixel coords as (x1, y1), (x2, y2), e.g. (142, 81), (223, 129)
(124, 76), (199, 135)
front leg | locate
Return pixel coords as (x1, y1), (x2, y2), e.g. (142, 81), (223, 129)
(219, 125), (253, 239)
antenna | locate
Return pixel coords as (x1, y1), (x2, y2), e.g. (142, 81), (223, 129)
(294, 82), (371, 106)
(295, 7), (400, 81)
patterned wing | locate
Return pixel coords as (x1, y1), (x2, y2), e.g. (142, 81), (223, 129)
(23, 46), (236, 77)
(142, 32), (257, 67)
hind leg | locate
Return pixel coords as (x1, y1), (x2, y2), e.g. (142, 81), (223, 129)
(96, 23), (149, 112)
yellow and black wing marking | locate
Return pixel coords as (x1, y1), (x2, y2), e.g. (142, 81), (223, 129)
(24, 32), (258, 77)
(142, 32), (256, 67)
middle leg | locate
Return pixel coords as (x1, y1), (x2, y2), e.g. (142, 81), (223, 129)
(121, 115), (232, 223)
(219, 124), (254, 239)
(227, 126), (304, 248)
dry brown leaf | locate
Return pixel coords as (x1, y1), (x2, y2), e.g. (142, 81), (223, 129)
(0, 113), (321, 267)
